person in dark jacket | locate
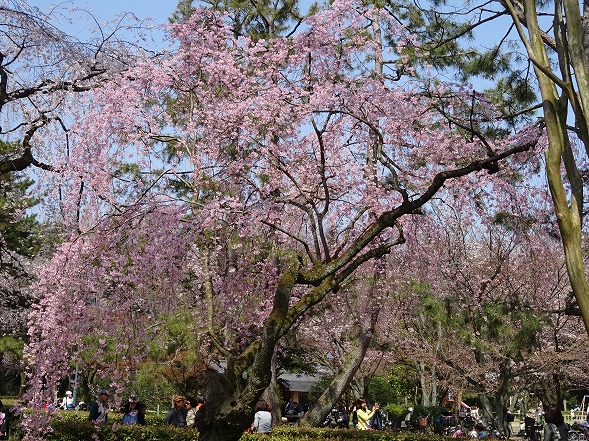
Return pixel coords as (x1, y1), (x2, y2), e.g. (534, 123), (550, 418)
(164, 395), (187, 428)
(544, 406), (568, 441)
(88, 390), (110, 424)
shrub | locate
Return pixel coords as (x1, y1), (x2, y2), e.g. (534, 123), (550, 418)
(46, 419), (199, 441)
(383, 403), (407, 421)
(8, 410), (451, 441)
(243, 427), (449, 440)
(44, 419), (449, 441)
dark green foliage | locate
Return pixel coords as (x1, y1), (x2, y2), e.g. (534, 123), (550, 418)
(0, 337), (23, 394)
(381, 0), (539, 127)
(367, 371), (414, 408)
(202, 0), (305, 38)
(0, 141), (41, 266)
(276, 333), (322, 376)
(245, 427), (450, 440)
(170, 0), (197, 22)
(367, 376), (397, 406)
(171, 0), (316, 39)
(383, 366), (416, 405)
(382, 403), (406, 421)
(307, 374), (336, 405)
(421, 291), (544, 360)
(0, 140), (44, 393)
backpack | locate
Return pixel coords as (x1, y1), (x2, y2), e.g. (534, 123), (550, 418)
(549, 424), (561, 441)
(370, 410), (383, 430)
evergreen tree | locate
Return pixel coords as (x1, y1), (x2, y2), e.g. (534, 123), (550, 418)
(0, 140), (42, 394)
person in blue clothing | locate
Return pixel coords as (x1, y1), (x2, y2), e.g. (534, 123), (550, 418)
(164, 395), (187, 428)
(122, 396), (146, 425)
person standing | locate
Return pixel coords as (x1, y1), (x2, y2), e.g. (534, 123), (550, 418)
(88, 390), (110, 424)
(252, 400), (272, 434)
(350, 403), (359, 429)
(185, 397), (197, 428)
(544, 406), (568, 441)
(355, 397), (378, 430)
(164, 395), (187, 428)
(122, 396), (146, 425)
(370, 404), (383, 430)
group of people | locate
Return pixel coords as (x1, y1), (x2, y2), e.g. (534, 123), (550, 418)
(84, 390), (210, 428)
(163, 395), (274, 434)
(64, 388), (589, 440)
(77, 389), (273, 433)
(87, 389), (146, 426)
(513, 405), (589, 441)
(163, 395), (205, 428)
(530, 405), (589, 441)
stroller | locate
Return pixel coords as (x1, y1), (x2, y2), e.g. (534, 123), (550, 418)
(524, 417), (542, 441)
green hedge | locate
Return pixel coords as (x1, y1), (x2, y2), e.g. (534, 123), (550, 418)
(242, 428), (449, 441)
(46, 419), (198, 441)
(45, 410), (165, 426)
(44, 418), (449, 441)
(9, 411), (451, 441)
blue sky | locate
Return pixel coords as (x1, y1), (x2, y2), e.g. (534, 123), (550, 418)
(28, 1), (178, 23)
(25, 1), (180, 51)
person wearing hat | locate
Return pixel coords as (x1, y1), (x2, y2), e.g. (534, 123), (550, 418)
(88, 390), (110, 424)
(122, 396), (146, 425)
(164, 395), (187, 428)
(61, 391), (74, 410)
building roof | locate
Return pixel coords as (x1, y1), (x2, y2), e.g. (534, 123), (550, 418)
(280, 373), (322, 392)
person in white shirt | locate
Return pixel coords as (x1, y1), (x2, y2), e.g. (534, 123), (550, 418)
(186, 397), (198, 428)
(252, 400), (272, 434)
(61, 391), (74, 410)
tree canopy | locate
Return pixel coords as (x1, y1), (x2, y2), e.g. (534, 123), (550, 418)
(5, 0), (589, 440)
(16, 1), (551, 440)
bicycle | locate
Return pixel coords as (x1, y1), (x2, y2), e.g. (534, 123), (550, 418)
(569, 430), (589, 441)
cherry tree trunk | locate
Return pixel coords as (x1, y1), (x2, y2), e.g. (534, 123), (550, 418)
(299, 311), (377, 428)
(494, 362), (511, 436)
(261, 352), (283, 426)
(194, 371), (256, 441)
(195, 267), (302, 440)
